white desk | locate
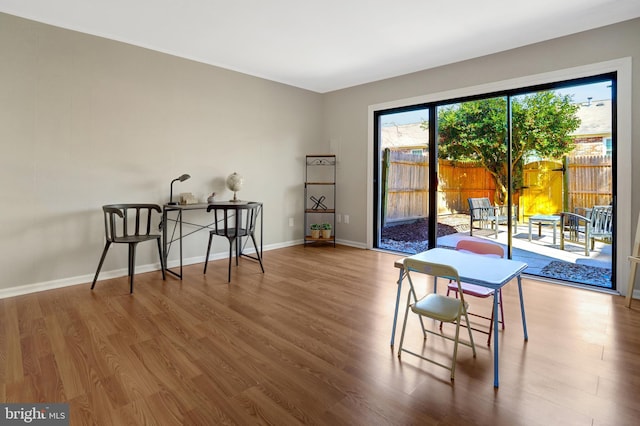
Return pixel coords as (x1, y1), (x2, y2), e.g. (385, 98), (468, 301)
(391, 248), (528, 387)
(162, 201), (263, 279)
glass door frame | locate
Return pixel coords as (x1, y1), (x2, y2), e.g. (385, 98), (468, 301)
(372, 70), (620, 290)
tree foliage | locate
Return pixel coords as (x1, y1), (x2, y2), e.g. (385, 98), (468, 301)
(432, 92), (580, 203)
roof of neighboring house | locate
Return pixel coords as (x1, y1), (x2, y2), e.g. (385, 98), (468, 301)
(381, 99), (612, 149)
(381, 123), (429, 149)
(572, 99), (611, 136)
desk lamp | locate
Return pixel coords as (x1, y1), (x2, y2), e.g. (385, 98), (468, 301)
(168, 174), (191, 205)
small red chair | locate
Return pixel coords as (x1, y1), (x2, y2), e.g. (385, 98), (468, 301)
(444, 239), (505, 346)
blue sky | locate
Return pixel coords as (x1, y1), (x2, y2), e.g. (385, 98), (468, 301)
(555, 81), (612, 103)
(381, 80), (612, 126)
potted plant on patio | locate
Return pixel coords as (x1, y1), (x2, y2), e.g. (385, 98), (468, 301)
(310, 223), (321, 239)
(321, 223), (332, 239)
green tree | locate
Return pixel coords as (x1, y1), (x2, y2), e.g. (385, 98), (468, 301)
(433, 92), (580, 204)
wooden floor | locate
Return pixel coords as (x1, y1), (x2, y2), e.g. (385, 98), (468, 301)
(1, 245), (640, 425)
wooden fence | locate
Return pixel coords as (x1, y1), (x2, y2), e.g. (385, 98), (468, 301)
(566, 154), (613, 211)
(382, 150), (428, 224)
(382, 149), (612, 224)
(438, 160), (497, 213)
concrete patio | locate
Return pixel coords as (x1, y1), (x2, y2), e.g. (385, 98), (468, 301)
(436, 217), (613, 288)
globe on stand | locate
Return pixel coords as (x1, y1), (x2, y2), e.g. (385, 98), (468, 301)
(226, 172), (243, 202)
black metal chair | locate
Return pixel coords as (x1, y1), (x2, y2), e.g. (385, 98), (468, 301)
(91, 204), (165, 293)
(203, 202), (264, 282)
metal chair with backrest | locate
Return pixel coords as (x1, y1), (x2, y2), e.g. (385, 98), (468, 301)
(203, 202), (264, 282)
(443, 239), (505, 346)
(398, 258), (476, 381)
(468, 197), (494, 235)
(91, 204), (166, 293)
(560, 204), (613, 256)
(468, 197), (518, 238)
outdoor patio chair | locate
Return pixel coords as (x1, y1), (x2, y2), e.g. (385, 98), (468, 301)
(468, 197), (518, 238)
(560, 205), (612, 256)
(398, 258), (476, 381)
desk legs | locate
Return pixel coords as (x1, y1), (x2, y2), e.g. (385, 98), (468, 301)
(163, 205), (263, 281)
(163, 210), (184, 280)
(162, 209), (168, 272)
(178, 211), (183, 278)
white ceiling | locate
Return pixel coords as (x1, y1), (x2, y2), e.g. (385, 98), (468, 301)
(2, 0), (639, 93)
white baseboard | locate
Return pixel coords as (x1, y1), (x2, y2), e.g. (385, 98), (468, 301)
(0, 240), (301, 299)
(335, 238), (367, 249)
(6, 239), (634, 300)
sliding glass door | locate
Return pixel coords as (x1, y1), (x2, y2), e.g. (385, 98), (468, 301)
(374, 75), (615, 290)
(375, 107), (432, 253)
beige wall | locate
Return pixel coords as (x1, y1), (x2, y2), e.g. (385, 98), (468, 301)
(0, 13), (324, 294)
(1, 12), (638, 296)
